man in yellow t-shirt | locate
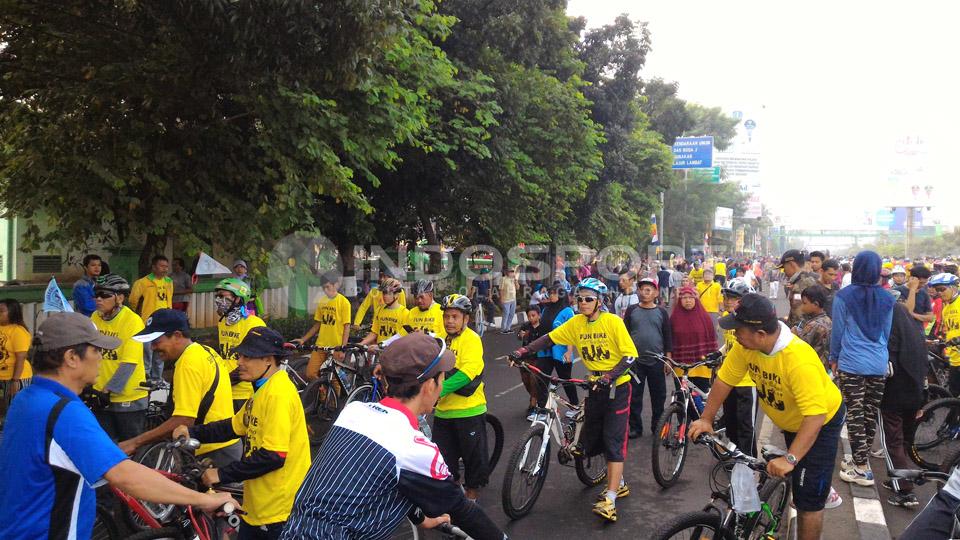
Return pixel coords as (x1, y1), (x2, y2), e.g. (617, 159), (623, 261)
(689, 294), (844, 540)
(214, 278), (264, 411)
(714, 259), (728, 286)
(403, 280), (446, 338)
(512, 278), (638, 523)
(293, 274), (352, 381)
(129, 255), (175, 381)
(433, 294), (488, 501)
(689, 262), (705, 286)
(119, 310), (241, 466)
(931, 273), (960, 395)
(176, 326), (310, 538)
(359, 279), (407, 347)
(718, 277), (758, 457)
(90, 274), (148, 441)
(353, 275), (407, 328)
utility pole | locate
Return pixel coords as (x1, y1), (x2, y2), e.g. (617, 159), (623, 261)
(660, 191), (666, 261)
(905, 207), (915, 259)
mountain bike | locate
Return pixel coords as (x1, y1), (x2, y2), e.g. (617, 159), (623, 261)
(888, 468), (960, 538)
(651, 352), (726, 488)
(911, 396), (960, 469)
(140, 379), (172, 431)
(500, 358), (609, 520)
(295, 343), (372, 443)
(650, 434), (791, 540)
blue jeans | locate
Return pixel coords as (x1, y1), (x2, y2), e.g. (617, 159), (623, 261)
(501, 300), (516, 331)
(144, 343), (164, 380)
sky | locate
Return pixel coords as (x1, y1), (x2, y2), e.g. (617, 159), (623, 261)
(566, 0), (960, 232)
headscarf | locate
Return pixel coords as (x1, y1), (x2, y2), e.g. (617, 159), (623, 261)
(670, 286), (718, 363)
(539, 288), (569, 329)
(836, 250), (895, 341)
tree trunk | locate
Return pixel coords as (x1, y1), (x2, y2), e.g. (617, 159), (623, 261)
(417, 205), (442, 275)
(138, 233), (167, 276)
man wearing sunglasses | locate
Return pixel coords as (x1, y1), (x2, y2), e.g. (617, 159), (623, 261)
(282, 333), (507, 540)
(404, 279), (446, 337)
(510, 277), (638, 523)
(931, 273), (960, 395)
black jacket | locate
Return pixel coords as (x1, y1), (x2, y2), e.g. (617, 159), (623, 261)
(881, 303), (928, 411)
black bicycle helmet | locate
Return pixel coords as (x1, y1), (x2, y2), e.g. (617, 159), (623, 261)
(440, 294), (473, 314)
(411, 279), (434, 296)
(95, 273), (130, 295)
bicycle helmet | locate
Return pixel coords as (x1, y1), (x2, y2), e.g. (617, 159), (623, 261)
(721, 277), (756, 298)
(380, 278), (403, 295)
(94, 273), (130, 295)
(576, 277), (608, 296)
(440, 293), (473, 314)
(929, 273), (960, 287)
(411, 279), (434, 296)
(215, 277), (252, 303)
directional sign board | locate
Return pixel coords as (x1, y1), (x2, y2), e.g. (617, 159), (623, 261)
(672, 136), (714, 169)
(690, 166), (721, 183)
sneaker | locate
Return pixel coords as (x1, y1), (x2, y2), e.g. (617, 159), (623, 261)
(840, 457), (855, 472)
(870, 448), (886, 459)
(596, 483), (630, 501)
(824, 486), (843, 509)
(839, 467), (875, 487)
(881, 480), (895, 492)
(564, 409), (578, 419)
(888, 492), (920, 508)
(526, 409), (537, 422)
(592, 498), (617, 522)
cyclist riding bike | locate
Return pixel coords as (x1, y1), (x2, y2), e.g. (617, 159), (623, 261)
(353, 274), (407, 329)
(215, 277), (265, 412)
(176, 326), (310, 540)
(931, 273), (960, 395)
(434, 294), (489, 502)
(359, 278), (408, 348)
(280, 333), (507, 540)
(718, 277), (759, 457)
(89, 274), (149, 441)
(511, 277), (639, 523)
(292, 273), (352, 381)
(403, 280), (446, 337)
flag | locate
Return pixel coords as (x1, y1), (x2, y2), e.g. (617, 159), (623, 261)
(650, 214), (659, 245)
(43, 277), (74, 313)
(194, 252), (232, 276)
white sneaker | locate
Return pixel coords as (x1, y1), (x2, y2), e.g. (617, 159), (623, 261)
(565, 409), (578, 419)
(839, 467), (875, 487)
(824, 486), (843, 509)
(840, 457), (855, 472)
(870, 448), (886, 459)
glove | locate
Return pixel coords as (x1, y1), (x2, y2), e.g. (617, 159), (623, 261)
(592, 374), (612, 391)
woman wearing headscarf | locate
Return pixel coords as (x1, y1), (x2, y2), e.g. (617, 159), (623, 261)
(531, 284), (579, 415)
(670, 286), (719, 394)
(831, 250), (895, 487)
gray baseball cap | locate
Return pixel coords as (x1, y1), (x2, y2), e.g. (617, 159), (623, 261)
(35, 312), (122, 351)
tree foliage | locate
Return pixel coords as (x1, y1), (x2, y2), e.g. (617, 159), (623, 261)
(662, 177), (747, 253)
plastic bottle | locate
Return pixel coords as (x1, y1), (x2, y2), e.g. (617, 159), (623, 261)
(692, 393), (704, 414)
(418, 414), (433, 439)
(337, 367), (352, 393)
(731, 462), (761, 513)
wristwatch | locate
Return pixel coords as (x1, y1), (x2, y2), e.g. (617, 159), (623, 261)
(785, 453), (798, 466)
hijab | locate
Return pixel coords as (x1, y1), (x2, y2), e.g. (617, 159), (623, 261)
(670, 286), (718, 363)
(540, 289), (568, 329)
(835, 250), (895, 341)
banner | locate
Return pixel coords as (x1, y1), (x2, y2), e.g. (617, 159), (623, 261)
(714, 207), (734, 231)
(43, 277), (74, 313)
(650, 214), (659, 245)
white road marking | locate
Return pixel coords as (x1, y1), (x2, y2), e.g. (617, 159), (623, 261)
(495, 383), (525, 398)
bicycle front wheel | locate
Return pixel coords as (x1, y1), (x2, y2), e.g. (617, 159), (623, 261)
(744, 476), (791, 539)
(650, 511), (734, 540)
(652, 402), (689, 488)
(486, 413), (505, 472)
(126, 443), (185, 531)
(388, 519), (419, 540)
(911, 397), (960, 469)
(475, 305), (486, 337)
(346, 384), (376, 406)
(574, 452), (607, 487)
(501, 423), (550, 520)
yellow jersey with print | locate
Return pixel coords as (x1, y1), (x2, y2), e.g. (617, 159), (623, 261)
(717, 333), (841, 433)
(403, 302), (447, 338)
(371, 305), (408, 343)
(218, 314), (265, 401)
(0, 324), (32, 380)
(313, 293), (351, 347)
(696, 281), (724, 314)
(714, 262), (727, 279)
(943, 298), (960, 367)
(129, 274), (174, 322)
(172, 343), (238, 455)
(231, 370), (310, 526)
(436, 327), (486, 418)
(354, 287), (408, 326)
(549, 312), (638, 386)
(92, 307), (147, 403)
(720, 311), (754, 388)
(690, 268), (704, 285)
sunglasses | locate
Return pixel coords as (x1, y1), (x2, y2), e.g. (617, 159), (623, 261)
(94, 291), (116, 299)
(935, 286), (949, 293)
(416, 337), (447, 382)
(575, 295), (598, 303)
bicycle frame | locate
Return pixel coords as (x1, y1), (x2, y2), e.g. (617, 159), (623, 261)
(111, 469), (184, 529)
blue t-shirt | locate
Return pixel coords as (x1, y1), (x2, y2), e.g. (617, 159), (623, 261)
(472, 278), (491, 298)
(0, 377), (127, 539)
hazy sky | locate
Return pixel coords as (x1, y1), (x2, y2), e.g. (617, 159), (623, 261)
(566, 0), (960, 231)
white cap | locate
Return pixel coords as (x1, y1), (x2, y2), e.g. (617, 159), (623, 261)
(892, 265), (906, 275)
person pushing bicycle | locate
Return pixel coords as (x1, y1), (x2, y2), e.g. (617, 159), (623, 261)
(510, 277), (638, 523)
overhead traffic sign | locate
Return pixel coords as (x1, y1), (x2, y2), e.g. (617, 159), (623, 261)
(672, 136), (714, 169)
(690, 166), (721, 183)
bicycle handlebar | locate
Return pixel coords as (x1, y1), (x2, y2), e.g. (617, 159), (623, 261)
(287, 343), (372, 353)
(437, 523), (469, 538)
(648, 351), (724, 371)
(890, 468), (950, 485)
(694, 433), (769, 472)
(497, 356), (593, 389)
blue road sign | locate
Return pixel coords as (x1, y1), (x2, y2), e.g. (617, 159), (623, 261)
(672, 136), (714, 169)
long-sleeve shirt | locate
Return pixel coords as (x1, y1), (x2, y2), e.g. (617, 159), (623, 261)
(829, 294), (893, 376)
(72, 276), (97, 317)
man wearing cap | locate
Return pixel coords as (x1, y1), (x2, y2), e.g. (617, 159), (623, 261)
(0, 312), (237, 539)
(779, 250), (819, 327)
(281, 333), (506, 540)
(689, 294), (844, 540)
(174, 326), (310, 540)
(118, 309), (242, 465)
(623, 277), (672, 439)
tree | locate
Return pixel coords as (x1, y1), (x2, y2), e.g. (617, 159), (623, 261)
(662, 177), (747, 255)
(0, 0), (460, 271)
(642, 79), (739, 150)
(685, 103), (739, 151)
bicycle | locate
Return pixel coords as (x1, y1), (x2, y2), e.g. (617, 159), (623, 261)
(651, 351), (726, 488)
(473, 299), (487, 338)
(911, 396), (960, 469)
(650, 434), (791, 540)
(888, 468), (960, 538)
(295, 343), (372, 443)
(500, 358), (609, 520)
(140, 379), (172, 431)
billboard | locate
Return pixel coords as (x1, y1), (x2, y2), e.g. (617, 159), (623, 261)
(714, 206), (733, 231)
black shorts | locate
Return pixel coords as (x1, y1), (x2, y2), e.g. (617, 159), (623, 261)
(581, 382), (631, 462)
(432, 415), (489, 489)
(782, 404), (846, 512)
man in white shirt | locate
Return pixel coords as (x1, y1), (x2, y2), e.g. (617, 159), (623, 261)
(614, 269), (639, 318)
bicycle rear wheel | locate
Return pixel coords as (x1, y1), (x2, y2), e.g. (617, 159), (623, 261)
(475, 304), (486, 337)
(346, 384), (377, 406)
(127, 443), (185, 531)
(911, 397), (960, 469)
(501, 423), (550, 519)
(927, 384), (952, 403)
(92, 504), (120, 540)
(652, 403), (688, 488)
(650, 511), (734, 540)
(486, 413), (504, 471)
(574, 452), (607, 487)
(388, 519), (420, 540)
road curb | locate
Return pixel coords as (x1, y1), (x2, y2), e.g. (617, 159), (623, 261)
(840, 425), (891, 540)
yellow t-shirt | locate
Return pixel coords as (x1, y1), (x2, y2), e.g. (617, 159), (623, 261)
(549, 312), (638, 386)
(172, 343), (238, 455)
(403, 302), (446, 338)
(129, 274), (174, 322)
(313, 293), (351, 347)
(714, 262), (727, 279)
(0, 324), (32, 380)
(696, 281), (724, 314)
(218, 315), (266, 401)
(690, 268), (705, 285)
(717, 333), (842, 432)
(353, 287), (408, 326)
(720, 311), (753, 388)
(92, 307), (147, 402)
(371, 305), (408, 343)
(436, 328), (486, 418)
(943, 297), (960, 367)
(231, 370), (310, 526)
